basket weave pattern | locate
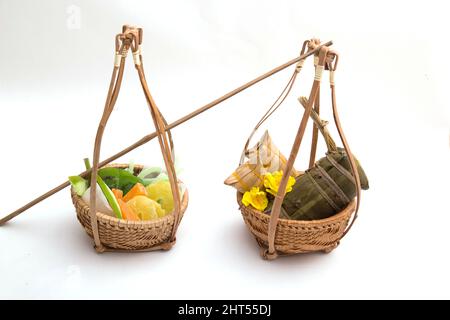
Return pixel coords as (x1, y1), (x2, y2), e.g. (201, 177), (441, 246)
(237, 192), (354, 254)
(71, 164), (188, 251)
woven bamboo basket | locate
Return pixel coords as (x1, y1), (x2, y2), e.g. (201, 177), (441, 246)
(76, 26), (187, 253)
(238, 192), (355, 254)
(71, 163), (189, 251)
(233, 41), (362, 260)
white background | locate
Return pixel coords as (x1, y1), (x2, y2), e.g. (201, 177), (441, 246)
(0, 0), (449, 299)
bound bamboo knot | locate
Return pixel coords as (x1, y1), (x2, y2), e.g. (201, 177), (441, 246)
(296, 60), (305, 73)
(307, 38), (321, 51)
(314, 65), (324, 81)
(319, 120), (329, 129)
(133, 48), (141, 65)
(261, 248), (278, 260)
(94, 244), (106, 253)
(160, 240), (175, 251)
(114, 53), (121, 67)
(121, 46), (129, 57)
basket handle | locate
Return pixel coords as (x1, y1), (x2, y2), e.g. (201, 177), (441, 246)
(303, 55), (362, 241)
(328, 59), (361, 240)
(298, 88), (361, 240)
(126, 25), (181, 242)
(239, 40), (311, 165)
(307, 46), (338, 167)
(89, 37), (128, 252)
(308, 86), (320, 168)
(263, 46), (330, 260)
(133, 51), (182, 242)
(89, 26), (181, 252)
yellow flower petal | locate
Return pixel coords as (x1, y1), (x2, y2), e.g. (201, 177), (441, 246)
(263, 171), (296, 196)
(286, 175), (296, 193)
(242, 187), (268, 211)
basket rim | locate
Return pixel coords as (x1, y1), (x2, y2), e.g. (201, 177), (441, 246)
(71, 163), (189, 227)
(237, 191), (355, 226)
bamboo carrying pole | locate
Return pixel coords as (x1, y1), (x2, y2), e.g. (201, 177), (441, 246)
(0, 40), (332, 225)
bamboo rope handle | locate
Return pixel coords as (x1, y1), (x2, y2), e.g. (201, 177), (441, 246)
(301, 51), (362, 240)
(134, 61), (182, 241)
(239, 40), (310, 165)
(308, 47), (339, 168)
(264, 46), (329, 260)
(308, 86), (320, 168)
(0, 40), (332, 225)
(126, 26), (181, 240)
(136, 46), (175, 155)
(89, 40), (130, 252)
(328, 62), (361, 240)
(308, 39), (322, 169)
(239, 71), (297, 165)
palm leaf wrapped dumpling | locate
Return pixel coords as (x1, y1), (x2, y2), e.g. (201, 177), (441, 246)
(280, 97), (370, 221)
(224, 130), (299, 193)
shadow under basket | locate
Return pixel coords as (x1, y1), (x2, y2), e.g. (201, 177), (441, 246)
(71, 164), (189, 251)
(237, 192), (355, 255)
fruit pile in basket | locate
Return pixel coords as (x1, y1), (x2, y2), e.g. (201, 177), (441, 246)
(69, 159), (185, 221)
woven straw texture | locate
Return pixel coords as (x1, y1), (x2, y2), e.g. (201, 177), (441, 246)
(71, 164), (188, 251)
(237, 191), (355, 254)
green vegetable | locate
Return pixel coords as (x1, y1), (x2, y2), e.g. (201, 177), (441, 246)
(98, 167), (145, 194)
(96, 175), (122, 219)
(84, 158), (122, 219)
(84, 158), (92, 170)
(69, 176), (88, 196)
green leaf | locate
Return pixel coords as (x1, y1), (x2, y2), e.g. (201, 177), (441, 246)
(83, 158), (122, 219)
(69, 176), (88, 196)
(98, 167), (145, 195)
(96, 175), (122, 219)
(84, 158), (92, 170)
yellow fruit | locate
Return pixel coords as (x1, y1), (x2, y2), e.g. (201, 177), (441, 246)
(126, 195), (165, 220)
(146, 180), (175, 213)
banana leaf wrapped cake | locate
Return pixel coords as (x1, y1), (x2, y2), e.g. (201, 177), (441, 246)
(280, 148), (369, 220)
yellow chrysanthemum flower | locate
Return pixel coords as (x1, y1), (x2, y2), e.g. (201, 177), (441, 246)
(263, 170), (296, 196)
(242, 187), (268, 211)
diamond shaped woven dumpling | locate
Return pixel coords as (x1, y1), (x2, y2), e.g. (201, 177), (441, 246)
(224, 130), (299, 193)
